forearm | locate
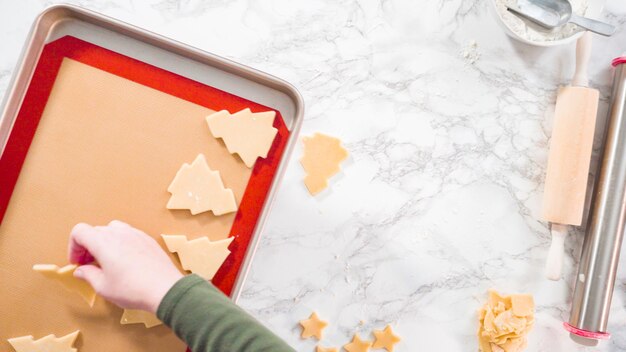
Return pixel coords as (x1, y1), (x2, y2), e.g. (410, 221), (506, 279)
(157, 274), (294, 352)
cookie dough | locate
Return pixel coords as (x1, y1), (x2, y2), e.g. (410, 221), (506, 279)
(206, 108), (278, 168)
(166, 154), (237, 216)
(32, 264), (96, 307)
(120, 309), (162, 328)
(316, 346), (338, 352)
(300, 133), (348, 195)
(299, 312), (328, 340)
(8, 330), (80, 352)
(162, 235), (233, 280)
(372, 325), (401, 352)
(478, 290), (534, 352)
(343, 334), (372, 352)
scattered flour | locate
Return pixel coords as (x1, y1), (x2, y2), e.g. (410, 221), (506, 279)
(494, 0), (590, 42)
(460, 40), (480, 65)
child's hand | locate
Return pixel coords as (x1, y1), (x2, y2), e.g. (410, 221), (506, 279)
(68, 220), (183, 313)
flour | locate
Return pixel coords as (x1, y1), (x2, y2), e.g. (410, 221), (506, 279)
(494, 0), (590, 42)
(460, 40), (480, 64)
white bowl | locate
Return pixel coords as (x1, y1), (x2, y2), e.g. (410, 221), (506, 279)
(489, 0), (605, 47)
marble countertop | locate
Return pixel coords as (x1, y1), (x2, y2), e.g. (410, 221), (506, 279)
(2, 1), (626, 351)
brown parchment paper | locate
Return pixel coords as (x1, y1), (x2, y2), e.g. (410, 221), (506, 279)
(0, 58), (252, 351)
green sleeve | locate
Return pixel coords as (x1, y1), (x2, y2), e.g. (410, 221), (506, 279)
(157, 274), (295, 352)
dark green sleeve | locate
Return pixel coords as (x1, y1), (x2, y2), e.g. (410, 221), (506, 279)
(157, 274), (295, 352)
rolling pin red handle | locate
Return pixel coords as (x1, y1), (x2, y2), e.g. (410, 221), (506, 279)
(546, 223), (568, 280)
(563, 322), (610, 343)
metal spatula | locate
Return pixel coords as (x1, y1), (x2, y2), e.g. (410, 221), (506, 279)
(507, 0), (616, 37)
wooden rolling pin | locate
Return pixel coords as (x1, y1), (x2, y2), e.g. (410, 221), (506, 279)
(542, 32), (599, 281)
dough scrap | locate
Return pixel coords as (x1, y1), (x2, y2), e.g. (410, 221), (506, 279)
(300, 133), (348, 195)
(206, 108), (278, 168)
(372, 325), (401, 351)
(120, 309), (162, 328)
(299, 312), (328, 340)
(32, 264), (96, 307)
(316, 346), (338, 352)
(8, 330), (80, 352)
(343, 334), (372, 352)
(478, 289), (534, 352)
(166, 154), (237, 216)
(162, 234), (234, 280)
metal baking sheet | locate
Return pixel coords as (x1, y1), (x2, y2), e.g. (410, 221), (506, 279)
(0, 4), (303, 352)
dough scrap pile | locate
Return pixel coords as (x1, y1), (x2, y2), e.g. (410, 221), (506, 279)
(8, 331), (79, 352)
(478, 290), (534, 352)
(32, 264), (96, 307)
(166, 154), (237, 216)
(300, 133), (348, 195)
(162, 234), (234, 280)
(206, 108), (278, 168)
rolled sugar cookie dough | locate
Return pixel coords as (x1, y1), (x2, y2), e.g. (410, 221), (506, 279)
(8, 330), (80, 352)
(343, 334), (372, 352)
(299, 312), (328, 340)
(32, 264), (96, 307)
(206, 108), (278, 168)
(166, 154), (237, 216)
(120, 309), (162, 328)
(300, 133), (348, 195)
(162, 234), (233, 280)
(372, 325), (401, 352)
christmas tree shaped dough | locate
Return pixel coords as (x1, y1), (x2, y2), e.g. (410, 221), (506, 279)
(372, 325), (401, 352)
(8, 330), (80, 352)
(120, 309), (162, 328)
(300, 133), (348, 195)
(206, 108), (278, 168)
(166, 154), (237, 216)
(32, 264), (96, 307)
(344, 334), (372, 352)
(162, 235), (234, 280)
(299, 312), (328, 340)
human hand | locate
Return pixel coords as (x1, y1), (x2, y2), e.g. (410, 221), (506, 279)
(68, 220), (183, 313)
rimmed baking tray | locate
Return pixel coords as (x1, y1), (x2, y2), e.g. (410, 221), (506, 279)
(0, 4), (303, 352)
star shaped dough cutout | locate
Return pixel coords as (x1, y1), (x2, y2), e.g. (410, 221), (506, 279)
(316, 346), (338, 352)
(300, 133), (348, 195)
(206, 108), (278, 168)
(166, 154), (237, 216)
(344, 334), (372, 352)
(299, 312), (328, 340)
(120, 309), (162, 328)
(8, 330), (80, 352)
(32, 264), (96, 307)
(372, 325), (401, 351)
(162, 234), (234, 280)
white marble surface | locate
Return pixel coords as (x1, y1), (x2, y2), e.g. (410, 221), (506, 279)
(2, 0), (626, 351)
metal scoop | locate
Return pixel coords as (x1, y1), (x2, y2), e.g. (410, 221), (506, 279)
(507, 0), (616, 37)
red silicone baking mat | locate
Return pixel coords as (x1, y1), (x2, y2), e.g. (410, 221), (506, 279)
(0, 35), (289, 351)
